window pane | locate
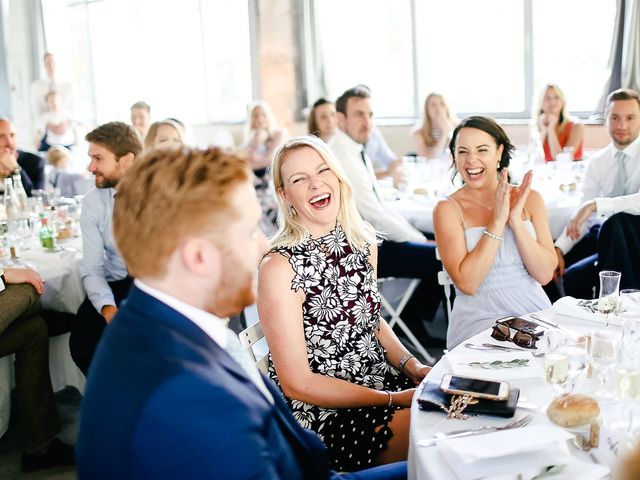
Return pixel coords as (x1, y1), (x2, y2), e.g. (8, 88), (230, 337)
(42, 0), (252, 125)
(414, 0), (525, 115)
(314, 0), (414, 118)
(532, 0), (616, 113)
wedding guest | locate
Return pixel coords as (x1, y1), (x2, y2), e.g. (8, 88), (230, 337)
(434, 116), (555, 349)
(535, 84), (584, 162)
(307, 98), (337, 142)
(130, 101), (151, 142)
(36, 92), (77, 152)
(412, 93), (458, 159)
(0, 267), (75, 472)
(47, 146), (92, 197)
(144, 119), (184, 150)
(259, 136), (429, 471)
(69, 122), (142, 375)
(0, 118), (46, 195)
(242, 100), (287, 176)
(30, 53), (74, 121)
(555, 89), (640, 298)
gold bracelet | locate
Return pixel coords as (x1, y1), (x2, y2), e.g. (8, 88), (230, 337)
(483, 229), (504, 241)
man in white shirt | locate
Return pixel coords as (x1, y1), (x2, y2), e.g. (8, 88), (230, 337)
(30, 53), (74, 122)
(555, 88), (640, 297)
(329, 86), (443, 345)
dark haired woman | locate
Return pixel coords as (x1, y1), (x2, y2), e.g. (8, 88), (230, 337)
(307, 98), (337, 142)
(433, 116), (556, 348)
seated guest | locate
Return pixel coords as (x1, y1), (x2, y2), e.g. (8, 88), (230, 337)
(329, 86), (443, 342)
(535, 84), (584, 162)
(307, 97), (338, 142)
(76, 146), (407, 480)
(0, 266), (75, 472)
(69, 122), (142, 375)
(259, 136), (430, 471)
(47, 146), (92, 197)
(412, 92), (458, 159)
(36, 91), (77, 152)
(143, 119), (184, 150)
(0, 118), (46, 195)
(434, 116), (555, 349)
(130, 101), (151, 142)
(555, 89), (640, 298)
(242, 100), (287, 176)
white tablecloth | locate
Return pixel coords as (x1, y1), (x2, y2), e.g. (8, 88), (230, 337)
(409, 309), (626, 479)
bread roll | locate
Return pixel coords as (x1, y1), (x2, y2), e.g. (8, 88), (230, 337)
(546, 394), (600, 427)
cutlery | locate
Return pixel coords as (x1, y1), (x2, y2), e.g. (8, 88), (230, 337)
(530, 464), (567, 479)
(528, 313), (579, 340)
(418, 414), (533, 447)
(464, 343), (545, 356)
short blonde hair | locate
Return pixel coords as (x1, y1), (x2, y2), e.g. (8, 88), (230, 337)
(47, 145), (71, 167)
(270, 135), (375, 250)
(144, 119), (185, 150)
(113, 146), (251, 278)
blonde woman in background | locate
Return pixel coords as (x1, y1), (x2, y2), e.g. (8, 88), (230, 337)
(242, 100), (287, 176)
(411, 93), (458, 159)
(144, 119), (184, 150)
(535, 84), (584, 162)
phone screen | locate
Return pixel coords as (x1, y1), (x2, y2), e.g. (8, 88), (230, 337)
(447, 376), (501, 396)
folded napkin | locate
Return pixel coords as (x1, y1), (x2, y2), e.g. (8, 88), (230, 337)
(447, 351), (539, 381)
(553, 296), (623, 327)
(437, 424), (574, 480)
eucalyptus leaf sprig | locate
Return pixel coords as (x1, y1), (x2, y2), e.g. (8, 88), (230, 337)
(463, 358), (530, 369)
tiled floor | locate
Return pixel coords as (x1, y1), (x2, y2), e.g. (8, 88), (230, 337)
(0, 387), (79, 480)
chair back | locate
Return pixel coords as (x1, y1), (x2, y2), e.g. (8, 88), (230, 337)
(238, 320), (270, 374)
(435, 247), (454, 319)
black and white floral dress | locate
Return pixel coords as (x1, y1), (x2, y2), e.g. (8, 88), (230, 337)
(268, 223), (412, 471)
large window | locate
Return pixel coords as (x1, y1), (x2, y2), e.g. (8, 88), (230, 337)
(309, 0), (616, 119)
(42, 0), (253, 125)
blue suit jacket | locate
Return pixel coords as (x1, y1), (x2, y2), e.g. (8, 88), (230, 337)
(76, 286), (333, 479)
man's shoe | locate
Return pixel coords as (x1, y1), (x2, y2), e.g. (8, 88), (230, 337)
(21, 438), (75, 472)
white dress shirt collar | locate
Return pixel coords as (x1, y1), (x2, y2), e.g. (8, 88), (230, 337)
(612, 134), (640, 159)
(334, 129), (364, 156)
(134, 279), (228, 348)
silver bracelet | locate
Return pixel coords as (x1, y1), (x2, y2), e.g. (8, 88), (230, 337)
(387, 390), (393, 407)
(483, 229), (504, 241)
(398, 353), (414, 372)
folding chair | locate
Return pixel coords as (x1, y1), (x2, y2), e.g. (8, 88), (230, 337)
(238, 307), (270, 374)
(435, 247), (455, 320)
(377, 277), (436, 365)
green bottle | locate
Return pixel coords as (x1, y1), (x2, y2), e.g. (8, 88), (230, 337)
(39, 213), (54, 250)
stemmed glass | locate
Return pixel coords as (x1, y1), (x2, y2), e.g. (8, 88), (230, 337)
(564, 336), (590, 393)
(590, 330), (618, 400)
(544, 330), (569, 396)
(611, 316), (640, 434)
(597, 271), (621, 327)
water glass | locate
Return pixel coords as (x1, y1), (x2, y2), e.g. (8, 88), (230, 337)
(590, 330), (618, 399)
(565, 336), (589, 393)
(544, 330), (569, 395)
(597, 270), (621, 326)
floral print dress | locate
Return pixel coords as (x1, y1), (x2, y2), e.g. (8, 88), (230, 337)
(268, 223), (411, 471)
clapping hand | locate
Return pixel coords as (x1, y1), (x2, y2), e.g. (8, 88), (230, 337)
(509, 170), (532, 225)
(494, 168), (511, 226)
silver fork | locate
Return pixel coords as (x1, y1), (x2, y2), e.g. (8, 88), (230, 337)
(418, 414), (534, 447)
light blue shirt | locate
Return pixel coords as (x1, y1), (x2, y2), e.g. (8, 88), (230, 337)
(80, 187), (128, 312)
(365, 126), (397, 170)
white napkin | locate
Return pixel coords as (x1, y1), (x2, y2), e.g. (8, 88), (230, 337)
(553, 296), (623, 327)
(447, 351), (539, 381)
(437, 425), (574, 480)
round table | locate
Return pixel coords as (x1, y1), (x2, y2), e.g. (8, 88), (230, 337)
(408, 308), (628, 479)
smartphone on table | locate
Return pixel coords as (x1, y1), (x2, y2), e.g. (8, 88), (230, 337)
(440, 374), (510, 401)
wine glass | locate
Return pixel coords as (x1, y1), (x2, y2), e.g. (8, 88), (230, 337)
(590, 330), (618, 400)
(597, 271), (621, 327)
(611, 322), (640, 434)
(544, 330), (569, 396)
(564, 336), (589, 393)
